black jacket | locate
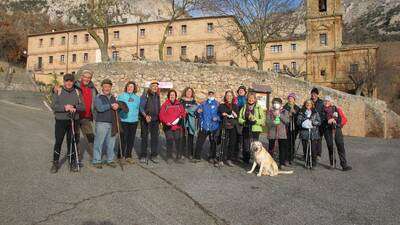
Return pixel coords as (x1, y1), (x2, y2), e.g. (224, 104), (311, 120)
(218, 103), (239, 130)
(283, 103), (300, 132)
(297, 108), (321, 140)
(321, 105), (342, 130)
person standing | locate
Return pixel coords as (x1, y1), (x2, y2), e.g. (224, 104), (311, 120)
(194, 91), (220, 164)
(92, 79), (119, 169)
(321, 96), (352, 171)
(310, 87), (324, 159)
(218, 90), (239, 167)
(139, 80), (161, 164)
(51, 74), (85, 173)
(179, 87), (198, 160)
(159, 90), (187, 163)
(267, 98), (290, 168)
(238, 93), (265, 165)
(234, 85), (247, 163)
(283, 93), (300, 164)
(297, 100), (321, 168)
(117, 81), (140, 164)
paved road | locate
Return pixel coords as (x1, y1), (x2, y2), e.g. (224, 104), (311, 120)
(0, 96), (399, 225)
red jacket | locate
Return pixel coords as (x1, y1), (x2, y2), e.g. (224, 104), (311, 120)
(159, 99), (186, 131)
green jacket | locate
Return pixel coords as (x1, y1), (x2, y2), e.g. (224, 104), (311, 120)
(239, 104), (266, 133)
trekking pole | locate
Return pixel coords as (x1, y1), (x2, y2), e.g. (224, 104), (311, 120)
(114, 110), (124, 171)
(306, 128), (312, 169)
(332, 125), (337, 169)
(70, 112), (80, 172)
(217, 119), (226, 168)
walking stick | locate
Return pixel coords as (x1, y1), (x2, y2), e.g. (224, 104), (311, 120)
(332, 126), (337, 169)
(305, 128), (312, 169)
(216, 119), (226, 168)
(114, 110), (124, 171)
(69, 112), (80, 172)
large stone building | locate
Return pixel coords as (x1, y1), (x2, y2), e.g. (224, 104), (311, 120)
(26, 0), (377, 92)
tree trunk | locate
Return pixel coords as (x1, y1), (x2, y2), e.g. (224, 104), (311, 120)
(355, 85), (363, 96)
(256, 43), (266, 71)
(159, 20), (173, 61)
(87, 28), (110, 62)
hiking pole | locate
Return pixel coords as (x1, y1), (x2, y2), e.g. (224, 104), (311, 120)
(114, 110), (124, 171)
(305, 128), (312, 169)
(332, 125), (337, 169)
(216, 119), (226, 168)
(70, 112), (80, 172)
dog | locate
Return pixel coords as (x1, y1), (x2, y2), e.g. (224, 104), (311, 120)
(247, 141), (294, 177)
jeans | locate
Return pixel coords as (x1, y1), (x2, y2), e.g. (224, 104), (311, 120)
(93, 122), (116, 164)
(120, 122), (138, 158)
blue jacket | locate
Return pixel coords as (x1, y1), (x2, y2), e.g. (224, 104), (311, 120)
(196, 99), (220, 132)
(94, 94), (117, 123)
(117, 92), (140, 123)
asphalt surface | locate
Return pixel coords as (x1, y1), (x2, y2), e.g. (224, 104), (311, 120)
(0, 93), (399, 225)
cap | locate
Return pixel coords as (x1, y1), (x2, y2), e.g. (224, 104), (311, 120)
(81, 70), (93, 77)
(150, 80), (159, 85)
(208, 90), (215, 94)
(101, 78), (113, 86)
(311, 87), (319, 95)
(63, 74), (75, 82)
(324, 95), (333, 102)
(287, 93), (296, 100)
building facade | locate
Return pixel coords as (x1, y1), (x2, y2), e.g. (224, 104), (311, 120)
(26, 0), (377, 92)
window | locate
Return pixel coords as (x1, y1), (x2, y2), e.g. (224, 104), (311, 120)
(291, 43), (297, 51)
(206, 45), (214, 57)
(114, 31), (120, 39)
(139, 48), (145, 58)
(83, 53), (89, 62)
(320, 33), (327, 46)
(271, 45), (283, 53)
(181, 25), (187, 35)
(181, 46), (187, 56)
(61, 36), (66, 45)
(37, 57), (43, 69)
(50, 38), (54, 47)
(71, 54), (76, 63)
(140, 28), (145, 37)
(320, 69), (326, 76)
(39, 39), (43, 47)
(291, 62), (297, 70)
(72, 71), (76, 76)
(167, 26), (173, 35)
(350, 64), (359, 74)
(166, 47), (172, 56)
(319, 0), (327, 12)
(207, 23), (214, 32)
(85, 34), (90, 42)
(49, 56), (53, 64)
(60, 72), (64, 76)
(273, 63), (280, 73)
(112, 51), (119, 61)
(73, 35), (78, 44)
(60, 55), (65, 63)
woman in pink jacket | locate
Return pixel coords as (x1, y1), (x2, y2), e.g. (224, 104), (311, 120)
(159, 89), (187, 163)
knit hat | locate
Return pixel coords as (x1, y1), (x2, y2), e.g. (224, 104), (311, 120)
(324, 95), (333, 102)
(287, 93), (296, 100)
(311, 87), (319, 95)
(272, 97), (283, 104)
(81, 70), (93, 77)
(101, 78), (113, 86)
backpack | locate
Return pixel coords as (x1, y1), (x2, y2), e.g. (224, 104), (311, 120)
(337, 107), (347, 128)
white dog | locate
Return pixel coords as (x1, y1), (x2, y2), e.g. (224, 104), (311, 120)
(247, 141), (294, 177)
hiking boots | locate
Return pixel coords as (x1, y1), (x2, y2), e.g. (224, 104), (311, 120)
(70, 164), (79, 172)
(342, 166), (352, 171)
(214, 161), (224, 168)
(92, 163), (103, 169)
(225, 160), (234, 167)
(106, 161), (118, 168)
(50, 161), (59, 174)
(139, 158), (147, 164)
(151, 157), (159, 164)
(125, 158), (135, 164)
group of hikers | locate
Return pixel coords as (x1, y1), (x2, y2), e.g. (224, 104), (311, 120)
(50, 70), (352, 173)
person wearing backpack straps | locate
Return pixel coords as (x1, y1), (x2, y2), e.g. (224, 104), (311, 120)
(321, 96), (352, 171)
(51, 74), (85, 173)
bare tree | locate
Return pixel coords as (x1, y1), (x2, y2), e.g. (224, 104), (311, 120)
(202, 0), (302, 70)
(348, 52), (378, 97)
(70, 0), (131, 62)
(158, 0), (199, 61)
(281, 64), (306, 78)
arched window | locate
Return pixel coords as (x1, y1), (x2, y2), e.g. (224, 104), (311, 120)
(319, 0), (327, 12)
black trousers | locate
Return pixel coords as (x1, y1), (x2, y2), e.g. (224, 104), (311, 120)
(53, 119), (79, 164)
(302, 139), (319, 163)
(324, 127), (348, 168)
(165, 128), (183, 159)
(182, 127), (195, 158)
(242, 126), (260, 164)
(269, 139), (289, 166)
(140, 119), (160, 158)
(194, 130), (218, 160)
(120, 122), (138, 158)
(220, 128), (237, 161)
(316, 127), (324, 157)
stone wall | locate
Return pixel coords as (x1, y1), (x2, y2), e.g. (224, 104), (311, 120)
(81, 61), (400, 138)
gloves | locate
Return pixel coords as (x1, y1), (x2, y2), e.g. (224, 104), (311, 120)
(227, 114), (235, 119)
(302, 119), (313, 129)
(171, 118), (180, 125)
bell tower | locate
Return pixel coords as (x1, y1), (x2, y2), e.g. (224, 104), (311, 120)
(306, 0), (344, 52)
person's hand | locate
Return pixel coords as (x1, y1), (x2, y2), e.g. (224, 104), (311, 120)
(328, 118), (336, 124)
(70, 107), (77, 113)
(197, 108), (203, 113)
(212, 117), (218, 122)
(53, 85), (61, 93)
(111, 103), (119, 110)
(145, 115), (152, 123)
(232, 111), (238, 118)
(222, 112), (228, 117)
(64, 104), (73, 112)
